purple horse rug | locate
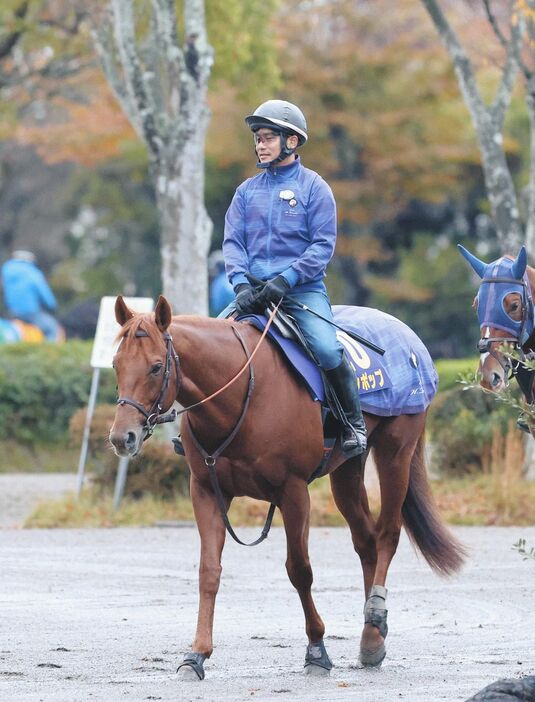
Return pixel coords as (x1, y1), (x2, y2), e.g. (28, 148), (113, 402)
(245, 305), (438, 417)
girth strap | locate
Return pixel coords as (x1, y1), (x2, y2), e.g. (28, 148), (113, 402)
(186, 325), (276, 547)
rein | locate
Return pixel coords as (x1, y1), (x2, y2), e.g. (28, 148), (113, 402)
(185, 325), (276, 546)
(117, 303), (281, 546)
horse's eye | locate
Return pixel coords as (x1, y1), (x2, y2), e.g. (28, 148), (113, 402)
(150, 363), (163, 375)
(511, 302), (519, 312)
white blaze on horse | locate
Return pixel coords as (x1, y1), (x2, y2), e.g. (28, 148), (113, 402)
(458, 244), (535, 432)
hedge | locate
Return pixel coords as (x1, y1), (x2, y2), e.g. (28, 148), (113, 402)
(434, 357), (479, 392)
(0, 341), (116, 444)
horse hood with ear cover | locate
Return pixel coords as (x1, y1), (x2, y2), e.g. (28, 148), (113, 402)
(458, 245), (534, 343)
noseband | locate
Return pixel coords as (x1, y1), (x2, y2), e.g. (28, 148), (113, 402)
(117, 329), (180, 439)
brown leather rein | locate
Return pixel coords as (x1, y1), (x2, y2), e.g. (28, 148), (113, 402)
(116, 305), (281, 546)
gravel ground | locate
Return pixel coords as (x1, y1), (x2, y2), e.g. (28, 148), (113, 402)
(0, 524), (534, 702)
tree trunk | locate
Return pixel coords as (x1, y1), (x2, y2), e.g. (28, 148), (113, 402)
(525, 90), (535, 255)
(477, 123), (524, 252)
(93, 0), (214, 315)
(157, 110), (212, 315)
(420, 0), (525, 253)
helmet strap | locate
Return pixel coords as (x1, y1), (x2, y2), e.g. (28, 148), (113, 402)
(255, 132), (296, 169)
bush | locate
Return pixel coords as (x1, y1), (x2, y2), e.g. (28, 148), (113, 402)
(69, 404), (190, 499)
(0, 341), (116, 445)
(434, 357), (479, 392)
(427, 385), (516, 475)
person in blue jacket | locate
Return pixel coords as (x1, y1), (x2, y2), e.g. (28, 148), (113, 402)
(1, 250), (61, 341)
(208, 250), (235, 317)
(221, 99), (366, 455)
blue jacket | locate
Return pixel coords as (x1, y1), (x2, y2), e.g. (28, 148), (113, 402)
(1, 259), (57, 316)
(210, 270), (235, 316)
(223, 156), (337, 292)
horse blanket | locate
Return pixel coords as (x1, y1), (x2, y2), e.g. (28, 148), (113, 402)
(245, 305), (438, 417)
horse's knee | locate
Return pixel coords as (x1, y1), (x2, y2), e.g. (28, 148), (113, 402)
(199, 564), (222, 595)
(285, 557), (313, 591)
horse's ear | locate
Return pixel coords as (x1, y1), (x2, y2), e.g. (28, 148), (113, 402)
(154, 295), (173, 332)
(115, 296), (134, 326)
(457, 244), (486, 279)
(511, 245), (527, 280)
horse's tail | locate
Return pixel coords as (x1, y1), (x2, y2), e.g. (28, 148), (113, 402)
(402, 430), (467, 576)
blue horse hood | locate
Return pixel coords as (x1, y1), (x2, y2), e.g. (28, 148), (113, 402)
(477, 257), (534, 343)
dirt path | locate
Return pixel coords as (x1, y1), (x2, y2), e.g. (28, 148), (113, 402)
(0, 473), (77, 528)
(0, 525), (534, 701)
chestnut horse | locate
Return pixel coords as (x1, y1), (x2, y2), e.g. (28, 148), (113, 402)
(458, 244), (535, 432)
(109, 295), (465, 681)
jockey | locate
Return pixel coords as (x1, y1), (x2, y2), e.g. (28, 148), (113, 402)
(221, 99), (367, 455)
(1, 250), (61, 342)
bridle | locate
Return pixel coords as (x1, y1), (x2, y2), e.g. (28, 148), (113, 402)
(114, 305), (282, 547)
(476, 275), (534, 394)
(117, 329), (180, 439)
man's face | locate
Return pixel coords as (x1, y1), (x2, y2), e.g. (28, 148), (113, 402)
(254, 128), (281, 164)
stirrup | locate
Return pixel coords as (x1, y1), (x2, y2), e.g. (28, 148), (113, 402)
(341, 426), (367, 455)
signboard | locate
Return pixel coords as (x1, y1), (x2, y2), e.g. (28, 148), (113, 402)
(90, 296), (154, 369)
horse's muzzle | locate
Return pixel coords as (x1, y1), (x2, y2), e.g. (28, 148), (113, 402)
(109, 428), (142, 457)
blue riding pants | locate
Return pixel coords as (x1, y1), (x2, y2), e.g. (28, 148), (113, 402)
(219, 289), (344, 371)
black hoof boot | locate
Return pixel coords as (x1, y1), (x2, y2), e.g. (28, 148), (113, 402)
(177, 652), (206, 680)
(304, 640), (333, 675)
(360, 585), (388, 667)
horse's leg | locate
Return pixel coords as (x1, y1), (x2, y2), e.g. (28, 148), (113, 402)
(177, 476), (227, 681)
(359, 415), (424, 667)
(279, 477), (332, 676)
(329, 455), (377, 596)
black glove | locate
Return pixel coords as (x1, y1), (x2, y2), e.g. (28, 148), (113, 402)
(234, 284), (261, 315)
(256, 275), (290, 307)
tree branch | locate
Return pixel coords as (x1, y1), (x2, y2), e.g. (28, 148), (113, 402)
(420, 0), (485, 128)
(92, 21), (141, 136)
(110, 0), (161, 161)
(0, 1), (29, 60)
(491, 19), (523, 128)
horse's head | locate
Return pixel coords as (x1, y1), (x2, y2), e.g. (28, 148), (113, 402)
(109, 295), (179, 457)
(458, 244), (534, 392)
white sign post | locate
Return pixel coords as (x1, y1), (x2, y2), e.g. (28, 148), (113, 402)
(76, 296), (154, 498)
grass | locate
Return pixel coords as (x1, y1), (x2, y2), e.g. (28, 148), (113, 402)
(0, 441), (81, 473)
(25, 469), (535, 528)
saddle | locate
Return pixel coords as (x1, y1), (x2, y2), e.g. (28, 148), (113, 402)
(239, 305), (350, 480)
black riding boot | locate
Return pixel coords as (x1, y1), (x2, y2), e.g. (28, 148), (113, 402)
(326, 358), (367, 456)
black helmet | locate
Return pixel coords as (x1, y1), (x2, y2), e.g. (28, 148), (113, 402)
(245, 100), (308, 146)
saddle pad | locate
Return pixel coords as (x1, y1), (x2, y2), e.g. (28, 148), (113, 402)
(244, 305), (438, 417)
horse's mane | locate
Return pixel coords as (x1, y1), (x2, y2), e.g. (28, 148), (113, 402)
(116, 314), (166, 350)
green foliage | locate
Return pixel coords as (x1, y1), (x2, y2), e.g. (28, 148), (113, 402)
(427, 385), (515, 475)
(434, 357), (478, 392)
(54, 149), (160, 305)
(0, 341), (116, 445)
(206, 0), (280, 97)
(369, 236), (479, 358)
